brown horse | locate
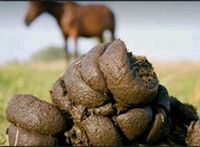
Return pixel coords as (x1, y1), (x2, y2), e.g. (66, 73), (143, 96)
(24, 1), (115, 59)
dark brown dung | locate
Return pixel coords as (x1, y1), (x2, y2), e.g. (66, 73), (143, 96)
(6, 94), (68, 135)
(8, 124), (58, 146)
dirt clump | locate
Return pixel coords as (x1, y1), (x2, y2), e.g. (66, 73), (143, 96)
(5, 39), (200, 146)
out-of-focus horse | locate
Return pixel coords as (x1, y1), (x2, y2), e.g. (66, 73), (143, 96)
(24, 1), (115, 59)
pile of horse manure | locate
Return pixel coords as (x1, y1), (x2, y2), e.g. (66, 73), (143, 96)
(6, 39), (200, 146)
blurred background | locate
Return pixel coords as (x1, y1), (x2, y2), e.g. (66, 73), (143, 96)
(0, 1), (200, 145)
(1, 1), (200, 63)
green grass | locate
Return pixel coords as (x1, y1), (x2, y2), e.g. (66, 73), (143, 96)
(153, 61), (200, 106)
(0, 60), (200, 145)
(31, 46), (65, 62)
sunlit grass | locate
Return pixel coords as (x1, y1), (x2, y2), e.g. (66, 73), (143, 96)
(153, 61), (200, 112)
(0, 60), (200, 145)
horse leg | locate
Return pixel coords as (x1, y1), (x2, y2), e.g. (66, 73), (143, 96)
(97, 34), (104, 43)
(64, 38), (70, 60)
(111, 30), (115, 42)
(74, 37), (78, 58)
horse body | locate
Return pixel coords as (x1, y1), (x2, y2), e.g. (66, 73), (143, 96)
(25, 1), (115, 59)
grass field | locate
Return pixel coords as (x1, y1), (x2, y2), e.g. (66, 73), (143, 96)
(0, 60), (200, 145)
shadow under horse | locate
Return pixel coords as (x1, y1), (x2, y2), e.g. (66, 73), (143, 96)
(24, 1), (116, 60)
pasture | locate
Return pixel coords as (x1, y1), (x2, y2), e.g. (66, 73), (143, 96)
(0, 60), (200, 145)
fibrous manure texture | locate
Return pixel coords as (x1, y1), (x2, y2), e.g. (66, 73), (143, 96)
(186, 120), (200, 146)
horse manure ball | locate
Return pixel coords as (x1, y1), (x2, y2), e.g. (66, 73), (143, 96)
(115, 107), (153, 140)
(82, 115), (123, 146)
(99, 39), (159, 107)
(50, 76), (71, 112)
(145, 108), (167, 143)
(6, 94), (69, 135)
(8, 124), (59, 146)
(80, 42), (110, 93)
